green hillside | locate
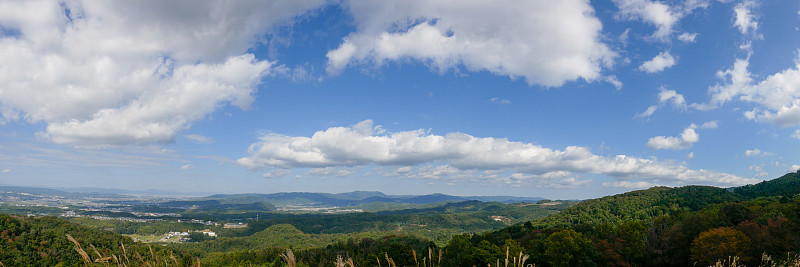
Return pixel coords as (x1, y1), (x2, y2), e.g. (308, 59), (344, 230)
(0, 213), (195, 266)
(461, 172), (800, 266)
(6, 172), (800, 266)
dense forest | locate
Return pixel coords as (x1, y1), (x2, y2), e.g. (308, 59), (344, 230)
(3, 171), (800, 266)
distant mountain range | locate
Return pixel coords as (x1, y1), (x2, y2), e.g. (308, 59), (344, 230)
(0, 185), (544, 208)
(191, 191), (544, 207)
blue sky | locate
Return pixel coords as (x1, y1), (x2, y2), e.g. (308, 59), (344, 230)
(0, 0), (799, 199)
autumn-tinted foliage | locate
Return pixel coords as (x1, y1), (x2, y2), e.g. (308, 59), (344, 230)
(690, 227), (752, 265)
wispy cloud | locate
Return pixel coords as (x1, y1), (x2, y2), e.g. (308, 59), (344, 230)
(262, 169), (291, 179)
(678, 32), (697, 42)
(186, 134), (215, 144)
(744, 148), (771, 157)
(489, 97), (511, 105)
(700, 121), (719, 129)
(635, 105), (658, 119)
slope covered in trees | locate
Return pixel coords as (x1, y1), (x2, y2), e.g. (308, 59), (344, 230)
(0, 213), (195, 266)
(458, 171), (800, 266)
(4, 172), (800, 266)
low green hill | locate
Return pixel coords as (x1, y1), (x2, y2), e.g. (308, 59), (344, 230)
(734, 171), (800, 199)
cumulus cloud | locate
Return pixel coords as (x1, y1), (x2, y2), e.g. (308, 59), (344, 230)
(793, 130), (800, 140)
(326, 0), (616, 87)
(646, 124), (699, 150)
(238, 120), (757, 187)
(658, 87), (687, 109)
(789, 165), (800, 172)
(0, 0), (325, 146)
(613, 0), (679, 40)
(734, 1), (759, 35)
(639, 51), (677, 73)
(611, 0), (710, 41)
(697, 56), (800, 130)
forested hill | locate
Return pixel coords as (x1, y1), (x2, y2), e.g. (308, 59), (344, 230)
(0, 213), (194, 266)
(527, 185), (736, 228)
(460, 171), (800, 266)
(734, 171), (800, 199)
(518, 171), (800, 229)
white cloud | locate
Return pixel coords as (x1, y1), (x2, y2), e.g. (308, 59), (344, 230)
(489, 98), (511, 105)
(687, 152), (694, 159)
(0, 0), (326, 146)
(180, 164), (193, 170)
(789, 165), (800, 172)
(701, 120), (719, 129)
(602, 181), (656, 189)
(613, 0), (679, 40)
(635, 87), (687, 119)
(606, 75), (624, 90)
(505, 172), (590, 188)
(744, 148), (760, 157)
(749, 164), (769, 179)
(734, 1), (758, 35)
(646, 124), (699, 150)
(326, 0), (616, 87)
(635, 105), (658, 119)
(238, 120), (757, 187)
(678, 32), (698, 42)
(1, 169), (9, 173)
(698, 56), (800, 128)
(658, 87), (687, 109)
(639, 51), (677, 73)
(749, 164), (764, 172)
(263, 169), (291, 179)
(186, 134), (215, 144)
(793, 130), (800, 140)
(307, 167), (355, 177)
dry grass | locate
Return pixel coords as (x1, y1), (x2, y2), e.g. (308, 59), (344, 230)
(281, 248), (296, 267)
(758, 253), (800, 267)
(412, 248), (443, 267)
(705, 254), (800, 267)
(383, 252), (397, 267)
(65, 233), (200, 267)
(335, 255), (355, 267)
